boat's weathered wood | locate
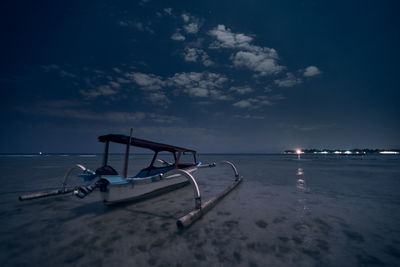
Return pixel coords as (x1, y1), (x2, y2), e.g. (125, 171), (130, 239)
(176, 175), (243, 229)
(19, 188), (74, 201)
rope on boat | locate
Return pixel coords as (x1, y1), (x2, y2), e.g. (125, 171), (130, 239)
(176, 161), (243, 229)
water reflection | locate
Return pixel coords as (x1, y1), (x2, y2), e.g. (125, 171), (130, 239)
(296, 163), (311, 218)
(296, 168), (306, 191)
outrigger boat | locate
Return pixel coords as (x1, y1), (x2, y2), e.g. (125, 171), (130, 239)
(19, 129), (243, 228)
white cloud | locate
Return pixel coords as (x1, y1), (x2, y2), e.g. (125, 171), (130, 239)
(119, 20), (130, 27)
(133, 21), (154, 34)
(139, 0), (150, 6)
(169, 72), (228, 100)
(201, 54), (214, 67)
(184, 23), (199, 34)
(116, 77), (130, 84)
(171, 30), (185, 41)
(32, 108), (179, 124)
(229, 86), (253, 94)
(181, 13), (201, 34)
(183, 48), (199, 62)
(186, 87), (209, 97)
(126, 72), (169, 106)
(232, 96), (271, 109)
(164, 8), (173, 15)
(109, 81), (121, 89)
(208, 25), (284, 76)
(233, 99), (253, 108)
(280, 123), (335, 132)
(233, 114), (265, 120)
(231, 49), (283, 76)
(119, 19), (153, 33)
(147, 92), (169, 106)
(274, 73), (302, 87)
(42, 64), (77, 78)
(183, 47), (214, 66)
(209, 25), (253, 50)
(127, 72), (165, 91)
(80, 84), (118, 98)
(59, 70), (77, 78)
(21, 102), (181, 124)
(182, 13), (190, 23)
(134, 22), (144, 31)
(303, 66), (322, 77)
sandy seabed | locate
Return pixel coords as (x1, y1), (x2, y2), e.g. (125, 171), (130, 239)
(1, 154), (400, 266)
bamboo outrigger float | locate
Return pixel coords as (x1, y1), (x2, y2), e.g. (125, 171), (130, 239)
(19, 129), (243, 228)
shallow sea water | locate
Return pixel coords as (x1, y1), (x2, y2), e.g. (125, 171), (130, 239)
(0, 154), (400, 266)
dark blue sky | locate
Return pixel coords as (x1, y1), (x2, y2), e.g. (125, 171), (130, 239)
(1, 0), (399, 153)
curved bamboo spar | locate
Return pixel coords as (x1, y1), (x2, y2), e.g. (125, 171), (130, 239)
(62, 164), (94, 190)
(220, 161), (239, 180)
(164, 169), (201, 209)
(176, 161), (243, 229)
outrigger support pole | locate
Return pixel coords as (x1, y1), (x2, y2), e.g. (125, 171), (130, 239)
(164, 169), (201, 209)
(19, 164), (96, 201)
(176, 161), (243, 229)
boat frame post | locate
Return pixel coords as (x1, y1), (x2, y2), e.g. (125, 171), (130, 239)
(175, 151), (182, 168)
(123, 128), (133, 178)
(103, 140), (109, 167)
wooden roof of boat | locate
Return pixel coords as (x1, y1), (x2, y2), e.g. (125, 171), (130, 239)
(98, 134), (196, 153)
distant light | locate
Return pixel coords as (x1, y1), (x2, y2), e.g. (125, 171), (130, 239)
(320, 151), (328, 154)
(296, 149), (303, 154)
(379, 151), (399, 155)
(344, 150), (352, 154)
(334, 151), (341, 154)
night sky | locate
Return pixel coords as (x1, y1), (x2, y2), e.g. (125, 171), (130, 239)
(1, 0), (399, 153)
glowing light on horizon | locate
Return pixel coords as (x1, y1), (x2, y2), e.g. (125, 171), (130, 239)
(379, 151), (399, 154)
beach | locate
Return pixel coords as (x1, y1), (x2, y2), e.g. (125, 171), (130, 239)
(1, 154), (399, 266)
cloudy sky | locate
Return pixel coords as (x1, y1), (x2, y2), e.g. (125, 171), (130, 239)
(1, 0), (399, 153)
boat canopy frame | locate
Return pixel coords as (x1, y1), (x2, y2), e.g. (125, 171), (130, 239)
(98, 134), (197, 177)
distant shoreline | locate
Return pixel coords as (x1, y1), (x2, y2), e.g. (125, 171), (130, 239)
(284, 149), (400, 155)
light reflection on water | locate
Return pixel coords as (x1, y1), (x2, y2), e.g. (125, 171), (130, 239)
(296, 167), (306, 191)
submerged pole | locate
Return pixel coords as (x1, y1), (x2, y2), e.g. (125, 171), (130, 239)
(19, 188), (74, 201)
(176, 175), (243, 229)
(123, 128), (133, 178)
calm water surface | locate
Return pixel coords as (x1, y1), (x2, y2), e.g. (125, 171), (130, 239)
(0, 154), (399, 266)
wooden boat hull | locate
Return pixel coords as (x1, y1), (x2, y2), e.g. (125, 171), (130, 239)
(101, 166), (197, 205)
(100, 171), (194, 205)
